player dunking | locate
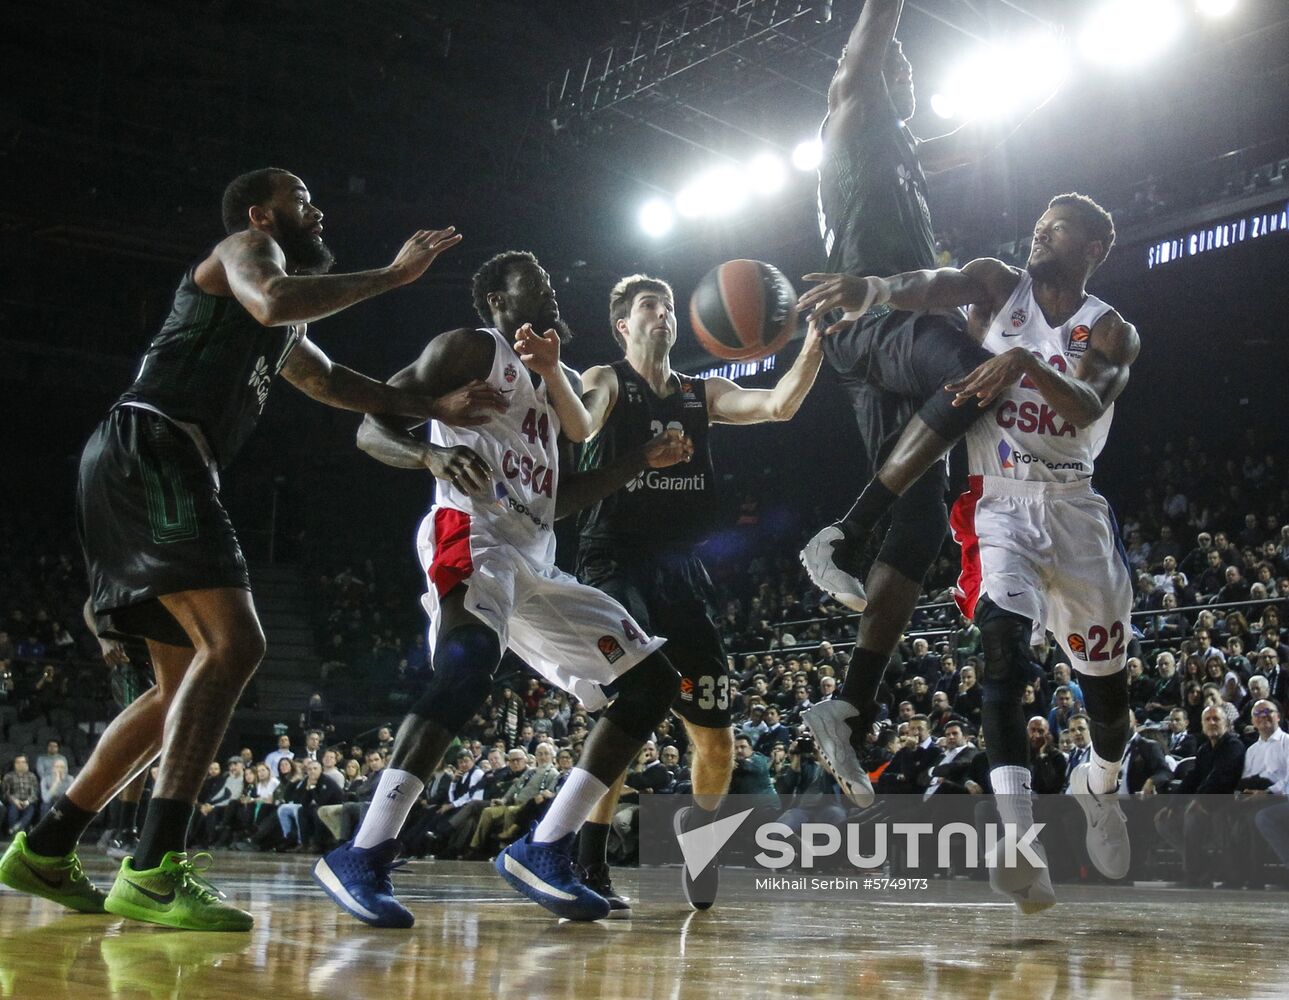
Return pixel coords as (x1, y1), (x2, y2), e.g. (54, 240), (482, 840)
(800, 193), (1140, 910)
(0, 168), (491, 930)
(313, 251), (692, 926)
(570, 274), (824, 912)
(793, 0), (1030, 806)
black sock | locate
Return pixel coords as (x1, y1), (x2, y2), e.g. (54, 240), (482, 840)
(119, 800), (140, 835)
(839, 648), (890, 714)
(838, 479), (898, 544)
(27, 796), (98, 857)
(576, 821), (611, 870)
(133, 798), (195, 870)
(680, 803), (716, 832)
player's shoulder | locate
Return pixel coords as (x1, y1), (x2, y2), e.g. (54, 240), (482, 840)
(213, 227), (282, 264)
(1091, 307), (1141, 361)
(414, 327), (496, 377)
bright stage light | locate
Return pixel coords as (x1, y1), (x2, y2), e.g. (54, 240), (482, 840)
(791, 138), (822, 172)
(1196, 0), (1237, 17)
(937, 33), (1067, 123)
(675, 166), (748, 218)
(1079, 0), (1183, 66)
(638, 198), (675, 237)
(746, 152), (787, 195)
(930, 92), (956, 119)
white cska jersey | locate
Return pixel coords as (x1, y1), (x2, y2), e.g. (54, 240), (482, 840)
(430, 328), (574, 566)
(966, 272), (1116, 483)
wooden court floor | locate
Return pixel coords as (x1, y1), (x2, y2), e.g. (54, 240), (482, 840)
(1, 851), (1285, 999)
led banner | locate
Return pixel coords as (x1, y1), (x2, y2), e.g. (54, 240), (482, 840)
(1146, 199), (1289, 269)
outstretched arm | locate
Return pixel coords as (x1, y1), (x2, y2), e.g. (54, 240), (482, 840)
(513, 325), (594, 442)
(828, 0), (905, 141)
(215, 226), (462, 327)
(355, 328), (501, 494)
(281, 334), (501, 423)
(705, 319), (825, 424)
(947, 311), (1140, 428)
(798, 257), (1019, 333)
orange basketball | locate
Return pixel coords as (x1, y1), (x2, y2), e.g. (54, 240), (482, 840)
(689, 259), (798, 362)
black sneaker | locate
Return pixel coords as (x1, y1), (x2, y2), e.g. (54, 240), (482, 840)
(673, 807), (719, 911)
(582, 862), (632, 919)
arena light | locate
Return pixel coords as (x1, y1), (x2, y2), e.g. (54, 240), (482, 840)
(936, 33), (1067, 122)
(638, 197), (675, 237)
(1079, 0), (1184, 67)
(745, 152), (787, 195)
(929, 92), (956, 120)
(791, 138), (823, 172)
(675, 165), (748, 218)
(1196, 0), (1237, 16)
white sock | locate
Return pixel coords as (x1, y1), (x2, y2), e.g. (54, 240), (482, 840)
(990, 765), (1035, 829)
(533, 768), (610, 844)
(353, 769), (425, 849)
(1087, 749), (1122, 796)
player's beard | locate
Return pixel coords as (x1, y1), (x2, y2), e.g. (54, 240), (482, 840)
(1025, 256), (1063, 284)
(276, 217), (336, 275)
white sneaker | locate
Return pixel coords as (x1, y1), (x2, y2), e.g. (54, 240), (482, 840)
(803, 700), (874, 808)
(800, 526), (867, 612)
(1069, 762), (1130, 880)
(989, 838), (1057, 914)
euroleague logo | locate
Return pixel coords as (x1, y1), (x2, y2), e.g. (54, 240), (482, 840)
(679, 677), (695, 702)
(503, 363), (518, 384)
(1010, 307), (1028, 328)
(598, 635), (625, 664)
(1067, 325), (1091, 356)
(1067, 633), (1088, 660)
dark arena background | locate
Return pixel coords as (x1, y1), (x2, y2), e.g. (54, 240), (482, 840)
(3, 2), (1289, 997)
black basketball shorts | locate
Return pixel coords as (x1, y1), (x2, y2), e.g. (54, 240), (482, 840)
(76, 406), (250, 647)
(576, 546), (732, 729)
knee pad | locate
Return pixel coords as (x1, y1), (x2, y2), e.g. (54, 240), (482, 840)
(410, 623), (501, 732)
(976, 597), (1032, 703)
(602, 650), (680, 744)
(876, 469), (949, 583)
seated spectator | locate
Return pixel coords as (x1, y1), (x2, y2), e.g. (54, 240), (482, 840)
(315, 750), (388, 848)
(469, 742), (560, 856)
(729, 734), (778, 805)
(35, 740), (67, 784)
(265, 735), (294, 774)
(39, 758), (73, 819)
(4, 755), (39, 834)
(1144, 652), (1182, 721)
(1060, 714), (1093, 792)
(1048, 686), (1080, 737)
(925, 721), (978, 796)
(1165, 708), (1198, 758)
(1154, 705), (1247, 885)
(754, 707), (791, 755)
(1026, 717), (1067, 794)
(876, 715), (943, 794)
(952, 665), (982, 732)
(1121, 712), (1171, 794)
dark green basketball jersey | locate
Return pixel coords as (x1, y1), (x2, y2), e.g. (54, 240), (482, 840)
(117, 267), (302, 468)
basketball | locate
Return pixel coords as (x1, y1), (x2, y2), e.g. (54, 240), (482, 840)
(689, 259), (798, 362)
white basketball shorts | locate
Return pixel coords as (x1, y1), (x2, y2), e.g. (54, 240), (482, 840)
(415, 505), (664, 710)
(950, 476), (1133, 677)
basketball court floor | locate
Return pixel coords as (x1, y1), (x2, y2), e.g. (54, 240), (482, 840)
(1, 852), (1284, 999)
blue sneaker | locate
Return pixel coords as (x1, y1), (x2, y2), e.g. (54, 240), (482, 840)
(495, 826), (610, 921)
(312, 839), (413, 928)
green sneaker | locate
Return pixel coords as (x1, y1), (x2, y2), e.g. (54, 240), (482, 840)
(0, 831), (108, 912)
(104, 852), (253, 931)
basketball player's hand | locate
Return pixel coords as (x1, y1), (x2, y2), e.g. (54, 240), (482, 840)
(430, 379), (509, 427)
(798, 273), (890, 333)
(388, 227), (464, 285)
(96, 635), (129, 668)
(424, 443), (495, 498)
(945, 347), (1032, 408)
(642, 428), (693, 468)
(513, 323), (560, 377)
